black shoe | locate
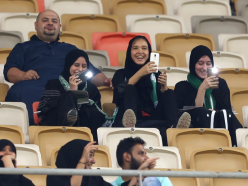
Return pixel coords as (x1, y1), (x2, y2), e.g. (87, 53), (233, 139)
(67, 108), (78, 126)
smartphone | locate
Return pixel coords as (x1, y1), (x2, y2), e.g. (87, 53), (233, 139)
(77, 69), (93, 84)
(150, 52), (159, 73)
(207, 67), (219, 89)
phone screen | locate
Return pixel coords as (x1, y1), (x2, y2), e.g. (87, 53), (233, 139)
(77, 69), (93, 84)
(150, 52), (159, 73)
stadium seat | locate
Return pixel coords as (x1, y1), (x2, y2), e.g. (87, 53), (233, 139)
(0, 0), (39, 13)
(92, 167), (122, 182)
(28, 31), (90, 49)
(61, 14), (121, 49)
(242, 106), (248, 128)
(191, 16), (248, 50)
(126, 15), (186, 50)
(29, 126), (93, 166)
(145, 146), (182, 169)
(208, 170), (248, 186)
(157, 67), (189, 87)
(0, 48), (11, 64)
(97, 127), (163, 168)
(0, 83), (8, 101)
(85, 50), (110, 68)
(0, 31), (24, 48)
(50, 144), (112, 167)
(154, 169), (201, 186)
(102, 103), (116, 117)
(186, 51), (247, 69)
(49, 0), (103, 17)
(1, 13), (38, 41)
(98, 66), (121, 78)
(118, 50), (179, 67)
(15, 144), (42, 166)
(97, 86), (113, 106)
(112, 0), (167, 31)
(0, 102), (29, 143)
(18, 166), (54, 186)
(230, 88), (248, 126)
(236, 128), (248, 147)
(218, 68), (248, 89)
(185, 146), (248, 185)
(0, 64), (11, 88)
(0, 125), (25, 144)
(92, 32), (151, 66)
(167, 128), (232, 169)
(236, 0), (248, 16)
(178, 0), (231, 33)
(101, 0), (112, 14)
(156, 33), (215, 67)
(220, 34), (248, 67)
(37, 0), (45, 12)
(32, 102), (40, 125)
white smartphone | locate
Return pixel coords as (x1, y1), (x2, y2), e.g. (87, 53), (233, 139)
(150, 52), (159, 73)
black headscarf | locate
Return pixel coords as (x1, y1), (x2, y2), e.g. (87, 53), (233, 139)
(62, 49), (90, 90)
(124, 36), (155, 112)
(0, 139), (16, 167)
(189, 45), (214, 81)
(47, 139), (112, 186)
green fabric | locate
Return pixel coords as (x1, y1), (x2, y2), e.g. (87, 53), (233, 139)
(150, 73), (158, 108)
(187, 73), (216, 110)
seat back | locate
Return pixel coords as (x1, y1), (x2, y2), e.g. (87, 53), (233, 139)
(49, 0), (103, 17)
(230, 88), (248, 126)
(0, 31), (23, 48)
(93, 32), (151, 66)
(29, 126), (93, 166)
(186, 51), (247, 68)
(156, 33), (215, 67)
(15, 144), (42, 166)
(62, 14), (121, 49)
(219, 69), (248, 89)
(242, 106), (248, 128)
(98, 127), (162, 168)
(98, 86), (114, 106)
(113, 0), (166, 31)
(178, 0), (231, 32)
(102, 103), (116, 117)
(145, 146), (182, 169)
(0, 102), (29, 142)
(0, 0), (38, 13)
(192, 16), (248, 50)
(127, 15), (186, 50)
(0, 125), (25, 144)
(167, 128), (232, 169)
(92, 167), (122, 182)
(0, 83), (8, 101)
(32, 102), (40, 125)
(1, 13), (38, 41)
(236, 128), (247, 147)
(85, 50), (110, 68)
(0, 48), (11, 64)
(99, 66), (121, 78)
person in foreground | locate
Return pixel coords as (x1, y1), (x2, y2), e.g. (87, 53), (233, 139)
(47, 139), (112, 186)
(37, 49), (105, 140)
(0, 139), (34, 186)
(4, 9), (112, 125)
(174, 45), (242, 145)
(111, 137), (173, 186)
(112, 35), (179, 129)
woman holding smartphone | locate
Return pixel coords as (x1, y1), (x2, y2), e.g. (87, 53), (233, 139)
(112, 35), (189, 131)
(37, 49), (105, 140)
(0, 139), (35, 186)
(174, 45), (242, 145)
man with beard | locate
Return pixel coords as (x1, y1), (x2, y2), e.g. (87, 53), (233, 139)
(4, 10), (112, 125)
(111, 137), (173, 186)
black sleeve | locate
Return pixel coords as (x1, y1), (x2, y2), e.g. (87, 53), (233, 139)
(112, 69), (127, 106)
(37, 79), (64, 119)
(88, 82), (102, 109)
(0, 175), (34, 186)
(174, 81), (197, 109)
(47, 175), (71, 186)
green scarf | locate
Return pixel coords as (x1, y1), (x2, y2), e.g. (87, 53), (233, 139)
(187, 73), (216, 110)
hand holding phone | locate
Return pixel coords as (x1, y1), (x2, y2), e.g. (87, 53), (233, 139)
(150, 52), (159, 73)
(207, 67), (219, 89)
(77, 69), (93, 84)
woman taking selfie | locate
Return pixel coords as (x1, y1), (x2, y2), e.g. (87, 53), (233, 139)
(112, 35), (183, 129)
(37, 49), (105, 140)
(174, 45), (242, 145)
(0, 139), (34, 186)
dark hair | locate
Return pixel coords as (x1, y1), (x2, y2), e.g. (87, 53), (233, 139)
(116, 137), (146, 167)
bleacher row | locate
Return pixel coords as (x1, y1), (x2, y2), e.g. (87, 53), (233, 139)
(2, 123), (248, 186)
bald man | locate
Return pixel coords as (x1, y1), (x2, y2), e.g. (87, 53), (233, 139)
(4, 10), (111, 125)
